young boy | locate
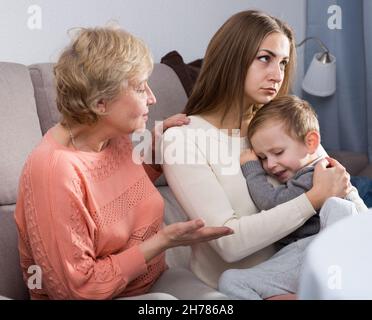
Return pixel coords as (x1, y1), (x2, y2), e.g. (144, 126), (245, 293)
(241, 95), (367, 248)
(218, 95), (368, 300)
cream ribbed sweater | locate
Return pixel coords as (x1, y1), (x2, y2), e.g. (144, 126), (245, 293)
(162, 116), (316, 288)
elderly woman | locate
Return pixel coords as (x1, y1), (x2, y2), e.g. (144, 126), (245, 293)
(14, 27), (232, 300)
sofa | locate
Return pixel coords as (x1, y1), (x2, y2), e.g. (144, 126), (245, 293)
(1, 61), (371, 300)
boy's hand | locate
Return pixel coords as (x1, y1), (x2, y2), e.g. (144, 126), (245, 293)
(240, 148), (258, 165)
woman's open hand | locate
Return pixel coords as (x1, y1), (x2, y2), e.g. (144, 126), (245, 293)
(139, 219), (233, 262)
(306, 157), (351, 209)
(160, 219), (233, 249)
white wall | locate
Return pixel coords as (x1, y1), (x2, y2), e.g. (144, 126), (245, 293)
(0, 0), (306, 94)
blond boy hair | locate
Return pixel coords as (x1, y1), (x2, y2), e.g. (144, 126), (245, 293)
(247, 95), (320, 144)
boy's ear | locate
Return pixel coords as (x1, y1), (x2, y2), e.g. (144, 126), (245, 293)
(304, 130), (320, 154)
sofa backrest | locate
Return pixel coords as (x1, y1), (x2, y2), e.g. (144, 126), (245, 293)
(0, 62), (42, 206)
(0, 62), (43, 299)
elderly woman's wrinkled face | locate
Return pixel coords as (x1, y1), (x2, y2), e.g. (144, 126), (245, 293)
(103, 74), (156, 134)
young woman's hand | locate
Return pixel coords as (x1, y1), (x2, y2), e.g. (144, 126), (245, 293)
(240, 148), (258, 165)
(306, 157), (351, 210)
(139, 219), (233, 262)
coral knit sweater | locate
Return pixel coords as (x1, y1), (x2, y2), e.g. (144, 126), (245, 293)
(14, 130), (166, 299)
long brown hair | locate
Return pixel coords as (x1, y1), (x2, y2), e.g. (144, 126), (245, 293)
(184, 10), (296, 128)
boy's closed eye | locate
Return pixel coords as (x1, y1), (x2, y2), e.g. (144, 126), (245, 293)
(274, 150), (284, 156)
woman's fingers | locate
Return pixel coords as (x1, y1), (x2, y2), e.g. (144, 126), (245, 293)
(347, 180), (352, 194)
(313, 156), (350, 202)
(176, 219), (232, 238)
(194, 226), (234, 241)
(315, 158), (329, 170)
(324, 156), (335, 166)
(164, 219), (233, 248)
(325, 157), (346, 171)
(179, 218), (205, 233)
(164, 219), (204, 241)
(163, 113), (190, 131)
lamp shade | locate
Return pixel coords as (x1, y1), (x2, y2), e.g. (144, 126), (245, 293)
(302, 53), (336, 97)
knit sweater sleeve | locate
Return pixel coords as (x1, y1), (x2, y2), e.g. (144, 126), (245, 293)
(241, 160), (313, 210)
(162, 127), (316, 263)
(18, 153), (148, 300)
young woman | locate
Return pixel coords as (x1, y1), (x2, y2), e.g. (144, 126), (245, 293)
(161, 10), (351, 296)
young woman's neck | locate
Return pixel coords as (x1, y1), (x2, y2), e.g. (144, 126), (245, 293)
(200, 107), (253, 137)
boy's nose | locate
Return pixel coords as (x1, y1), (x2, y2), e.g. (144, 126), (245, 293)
(267, 158), (277, 170)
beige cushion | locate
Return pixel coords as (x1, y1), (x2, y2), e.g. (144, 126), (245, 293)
(0, 62), (42, 205)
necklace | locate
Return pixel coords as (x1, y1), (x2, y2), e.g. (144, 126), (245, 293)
(66, 123), (109, 152)
(67, 123), (78, 150)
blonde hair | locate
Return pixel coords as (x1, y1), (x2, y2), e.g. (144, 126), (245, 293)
(54, 27), (153, 125)
(247, 95), (320, 143)
(184, 10), (296, 127)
